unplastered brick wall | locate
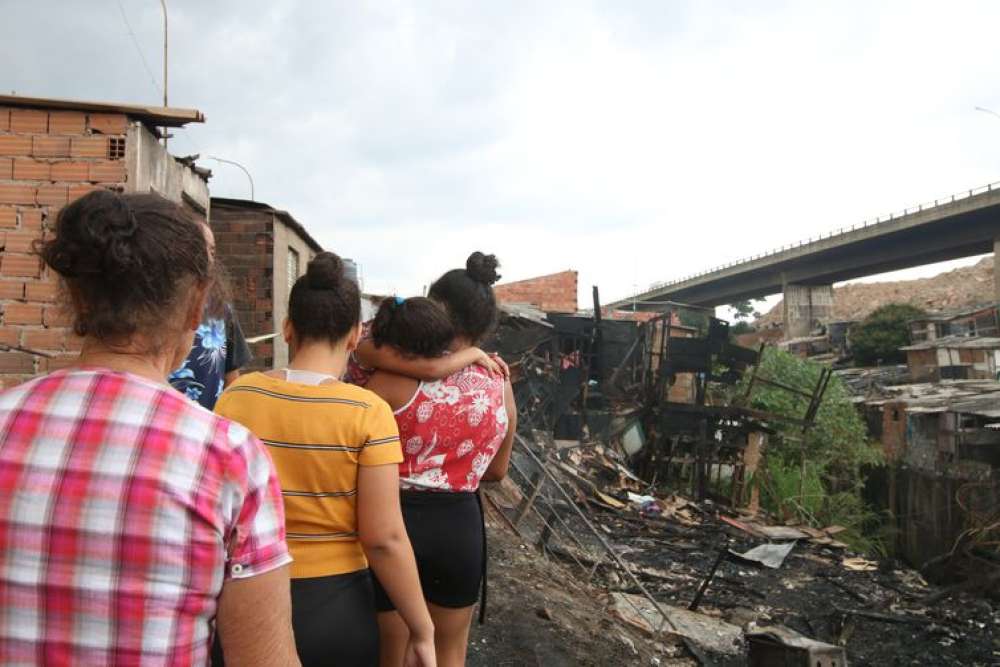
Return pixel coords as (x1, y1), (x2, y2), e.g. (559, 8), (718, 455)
(494, 270), (579, 314)
(0, 106), (129, 386)
(211, 206), (276, 371)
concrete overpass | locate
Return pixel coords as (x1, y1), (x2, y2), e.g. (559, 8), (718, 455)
(609, 181), (1000, 337)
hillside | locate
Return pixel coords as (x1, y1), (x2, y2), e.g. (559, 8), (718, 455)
(756, 256), (995, 326)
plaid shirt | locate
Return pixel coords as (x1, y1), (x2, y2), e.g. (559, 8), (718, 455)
(0, 369), (291, 666)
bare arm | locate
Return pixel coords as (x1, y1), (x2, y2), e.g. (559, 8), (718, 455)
(357, 464), (435, 658)
(483, 380), (516, 482)
(216, 565), (300, 667)
(356, 339), (507, 381)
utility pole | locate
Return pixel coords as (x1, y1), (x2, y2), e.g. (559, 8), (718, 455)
(160, 0), (168, 147)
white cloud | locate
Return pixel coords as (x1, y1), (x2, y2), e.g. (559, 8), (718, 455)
(4, 0), (999, 310)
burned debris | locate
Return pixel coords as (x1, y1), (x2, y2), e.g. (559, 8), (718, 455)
(479, 290), (999, 666)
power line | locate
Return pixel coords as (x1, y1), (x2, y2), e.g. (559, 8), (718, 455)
(114, 1), (202, 156)
(116, 0), (163, 100)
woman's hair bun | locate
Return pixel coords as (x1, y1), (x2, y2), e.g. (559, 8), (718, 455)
(43, 189), (141, 279)
(466, 251), (501, 286)
(306, 251), (344, 290)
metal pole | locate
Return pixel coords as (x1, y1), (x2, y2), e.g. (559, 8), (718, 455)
(208, 157), (255, 201)
(160, 0), (168, 147)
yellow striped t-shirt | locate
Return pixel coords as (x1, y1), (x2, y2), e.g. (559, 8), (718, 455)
(215, 372), (403, 578)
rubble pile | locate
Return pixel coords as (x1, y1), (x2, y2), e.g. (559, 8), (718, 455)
(481, 435), (1000, 665)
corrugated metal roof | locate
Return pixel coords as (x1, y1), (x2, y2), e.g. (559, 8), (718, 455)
(909, 303), (996, 323)
(499, 303), (554, 327)
(901, 335), (1000, 351)
(0, 94), (204, 127)
(863, 380), (1000, 416)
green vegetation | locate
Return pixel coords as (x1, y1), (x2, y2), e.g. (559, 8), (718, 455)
(850, 303), (925, 366)
(677, 308), (710, 333)
(729, 298), (765, 322)
(741, 348), (884, 552)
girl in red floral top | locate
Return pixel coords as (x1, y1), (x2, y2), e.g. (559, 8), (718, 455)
(363, 253), (516, 667)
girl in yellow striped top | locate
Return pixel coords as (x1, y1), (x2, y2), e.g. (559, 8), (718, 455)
(215, 252), (435, 667)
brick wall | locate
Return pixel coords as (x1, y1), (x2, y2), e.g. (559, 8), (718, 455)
(494, 270), (578, 314)
(211, 205), (276, 371)
(0, 106), (128, 386)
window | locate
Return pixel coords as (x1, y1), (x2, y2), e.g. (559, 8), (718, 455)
(287, 247), (300, 297)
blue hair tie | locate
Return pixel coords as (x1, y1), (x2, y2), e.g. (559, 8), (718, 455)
(393, 296), (405, 307)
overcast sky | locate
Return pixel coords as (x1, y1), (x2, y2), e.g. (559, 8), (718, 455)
(4, 1), (999, 313)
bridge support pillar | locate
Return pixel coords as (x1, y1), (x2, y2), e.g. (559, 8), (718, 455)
(994, 239), (1000, 306)
(782, 282), (833, 339)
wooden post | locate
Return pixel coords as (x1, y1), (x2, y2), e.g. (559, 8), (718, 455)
(743, 432), (765, 514)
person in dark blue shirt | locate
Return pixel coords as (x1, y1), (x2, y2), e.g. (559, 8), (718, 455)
(169, 303), (252, 410)
(169, 220), (252, 410)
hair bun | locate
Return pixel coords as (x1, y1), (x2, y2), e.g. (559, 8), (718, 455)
(43, 190), (141, 279)
(466, 251), (501, 286)
(306, 251), (344, 290)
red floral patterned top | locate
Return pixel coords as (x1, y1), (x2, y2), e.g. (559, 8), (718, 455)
(394, 366), (508, 492)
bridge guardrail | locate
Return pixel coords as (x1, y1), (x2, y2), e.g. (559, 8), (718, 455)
(637, 180), (1000, 296)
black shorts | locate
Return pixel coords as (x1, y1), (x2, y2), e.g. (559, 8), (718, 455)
(212, 569), (379, 667)
(373, 491), (484, 611)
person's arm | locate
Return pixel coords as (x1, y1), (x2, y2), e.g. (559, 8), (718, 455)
(211, 415), (298, 665)
(483, 380), (516, 482)
(356, 339), (507, 381)
(216, 565), (300, 666)
(357, 464), (436, 667)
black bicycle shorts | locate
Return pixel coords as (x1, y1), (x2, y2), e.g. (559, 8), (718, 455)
(373, 491), (484, 611)
(212, 568), (378, 667)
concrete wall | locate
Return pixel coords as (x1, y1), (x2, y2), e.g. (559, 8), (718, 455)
(271, 219), (318, 368)
(126, 123), (209, 214)
(782, 283), (833, 339)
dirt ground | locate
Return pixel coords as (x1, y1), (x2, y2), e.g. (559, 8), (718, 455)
(468, 514), (690, 667)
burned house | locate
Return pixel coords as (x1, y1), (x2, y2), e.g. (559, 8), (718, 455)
(210, 198), (324, 370)
(0, 94), (209, 386)
(489, 291), (835, 507)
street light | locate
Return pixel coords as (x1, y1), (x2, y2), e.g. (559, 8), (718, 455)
(975, 106), (1000, 121)
(208, 156), (255, 201)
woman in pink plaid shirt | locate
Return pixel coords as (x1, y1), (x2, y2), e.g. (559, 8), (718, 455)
(0, 191), (299, 666)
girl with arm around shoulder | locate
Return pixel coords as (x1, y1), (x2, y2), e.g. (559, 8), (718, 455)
(364, 252), (517, 667)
